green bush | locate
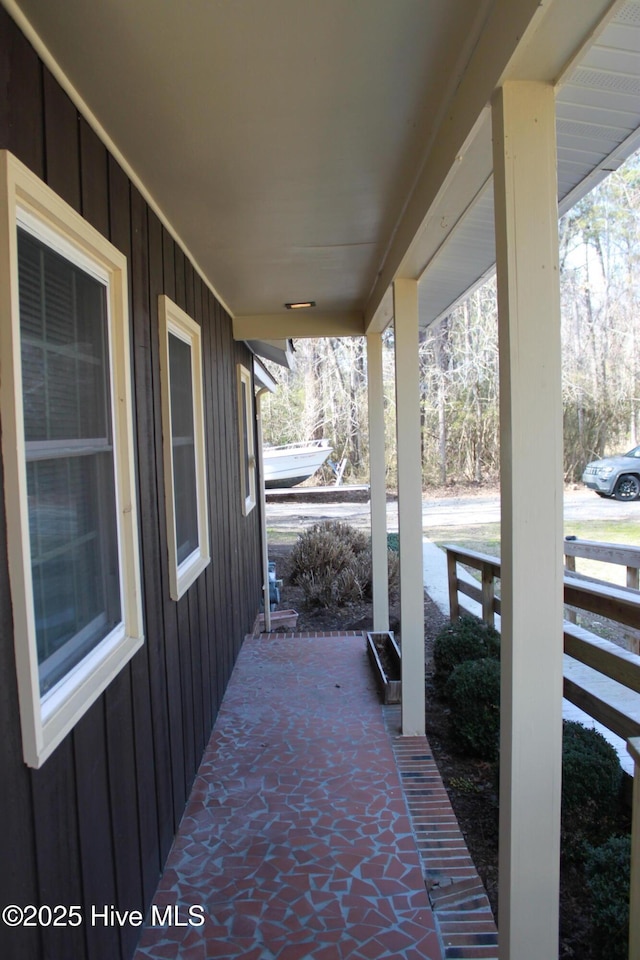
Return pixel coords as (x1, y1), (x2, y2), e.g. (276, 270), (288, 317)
(287, 520), (399, 609)
(561, 721), (623, 845)
(434, 615), (500, 687)
(584, 835), (630, 960)
(445, 657), (501, 761)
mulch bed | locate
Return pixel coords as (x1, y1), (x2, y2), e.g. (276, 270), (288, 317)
(267, 540), (628, 959)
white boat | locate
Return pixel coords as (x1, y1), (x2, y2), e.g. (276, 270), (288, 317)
(263, 440), (332, 488)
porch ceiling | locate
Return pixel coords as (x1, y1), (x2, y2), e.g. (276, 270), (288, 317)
(5, 0), (640, 338)
(418, 0), (640, 329)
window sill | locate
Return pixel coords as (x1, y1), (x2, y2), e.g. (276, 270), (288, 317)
(173, 551), (211, 601)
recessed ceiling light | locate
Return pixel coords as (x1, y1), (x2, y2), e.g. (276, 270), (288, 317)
(285, 301), (316, 310)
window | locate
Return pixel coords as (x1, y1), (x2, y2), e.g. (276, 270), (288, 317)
(158, 296), (209, 599)
(237, 364), (256, 515)
(0, 151), (143, 767)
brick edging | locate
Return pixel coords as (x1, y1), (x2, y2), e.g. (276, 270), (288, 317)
(383, 705), (499, 959)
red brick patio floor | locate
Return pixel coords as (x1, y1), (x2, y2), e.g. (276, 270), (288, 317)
(133, 633), (497, 960)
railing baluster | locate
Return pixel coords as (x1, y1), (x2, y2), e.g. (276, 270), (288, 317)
(447, 550), (459, 622)
(482, 565), (495, 627)
(564, 553), (577, 623)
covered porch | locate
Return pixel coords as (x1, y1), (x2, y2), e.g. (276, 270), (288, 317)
(133, 630), (495, 960)
(3, 0), (640, 956)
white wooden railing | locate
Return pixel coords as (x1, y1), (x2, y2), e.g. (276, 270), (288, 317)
(445, 542), (640, 957)
(445, 543), (640, 741)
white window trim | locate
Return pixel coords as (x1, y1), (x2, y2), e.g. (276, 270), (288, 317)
(237, 363), (257, 516)
(158, 295), (210, 600)
(0, 150), (144, 768)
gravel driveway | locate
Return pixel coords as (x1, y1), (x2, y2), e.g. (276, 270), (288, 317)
(265, 486), (639, 534)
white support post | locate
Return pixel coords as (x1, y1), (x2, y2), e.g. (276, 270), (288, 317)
(393, 279), (425, 736)
(367, 333), (390, 633)
(492, 82), (564, 960)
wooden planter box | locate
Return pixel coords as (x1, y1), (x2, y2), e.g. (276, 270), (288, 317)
(366, 631), (401, 704)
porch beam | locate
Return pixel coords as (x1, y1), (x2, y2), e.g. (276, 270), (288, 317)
(393, 279), (425, 736)
(367, 333), (389, 633)
(492, 81), (563, 960)
(233, 312), (364, 340)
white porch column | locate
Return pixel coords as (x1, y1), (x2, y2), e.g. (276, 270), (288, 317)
(492, 82), (563, 960)
(367, 333), (390, 632)
(393, 279), (425, 736)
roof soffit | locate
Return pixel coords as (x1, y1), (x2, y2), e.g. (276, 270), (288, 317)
(5, 0), (633, 339)
(364, 0), (620, 331)
(373, 0), (628, 333)
(6, 0), (494, 325)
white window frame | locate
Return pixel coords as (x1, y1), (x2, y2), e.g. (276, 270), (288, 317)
(237, 363), (257, 516)
(0, 151), (144, 768)
(158, 295), (210, 600)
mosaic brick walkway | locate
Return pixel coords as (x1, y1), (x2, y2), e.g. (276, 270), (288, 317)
(133, 633), (495, 960)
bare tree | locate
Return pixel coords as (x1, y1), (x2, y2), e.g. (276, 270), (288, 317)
(262, 152), (640, 489)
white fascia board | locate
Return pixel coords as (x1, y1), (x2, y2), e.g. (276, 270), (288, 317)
(245, 338), (295, 370)
(253, 357), (278, 393)
(235, 312), (365, 340)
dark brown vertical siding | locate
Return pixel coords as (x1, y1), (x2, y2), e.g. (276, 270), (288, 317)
(79, 118), (109, 235)
(0, 470), (42, 960)
(167, 242), (198, 800)
(104, 669), (145, 960)
(30, 742), (86, 960)
(0, 12), (263, 960)
(74, 703), (121, 960)
(193, 278), (214, 742)
(211, 297), (236, 686)
(202, 288), (226, 712)
(0, 7), (43, 177)
(159, 228), (187, 828)
(129, 186), (163, 906)
(0, 13), (42, 960)
(42, 68), (81, 212)
(145, 210), (176, 861)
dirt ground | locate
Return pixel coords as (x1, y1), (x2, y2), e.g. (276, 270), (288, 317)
(267, 538), (620, 960)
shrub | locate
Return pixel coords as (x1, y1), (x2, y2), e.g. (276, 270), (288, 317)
(445, 657), (501, 761)
(287, 521), (398, 609)
(584, 835), (630, 960)
(434, 615), (500, 687)
(386, 548), (400, 597)
(561, 721), (623, 845)
(288, 521), (365, 585)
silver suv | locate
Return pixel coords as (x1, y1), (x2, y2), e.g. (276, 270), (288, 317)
(582, 445), (640, 501)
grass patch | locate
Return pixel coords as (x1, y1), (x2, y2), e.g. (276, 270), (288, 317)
(429, 518), (640, 567)
(564, 519), (640, 545)
(430, 519), (640, 649)
(429, 522), (501, 557)
(564, 520), (640, 588)
(266, 527), (302, 545)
